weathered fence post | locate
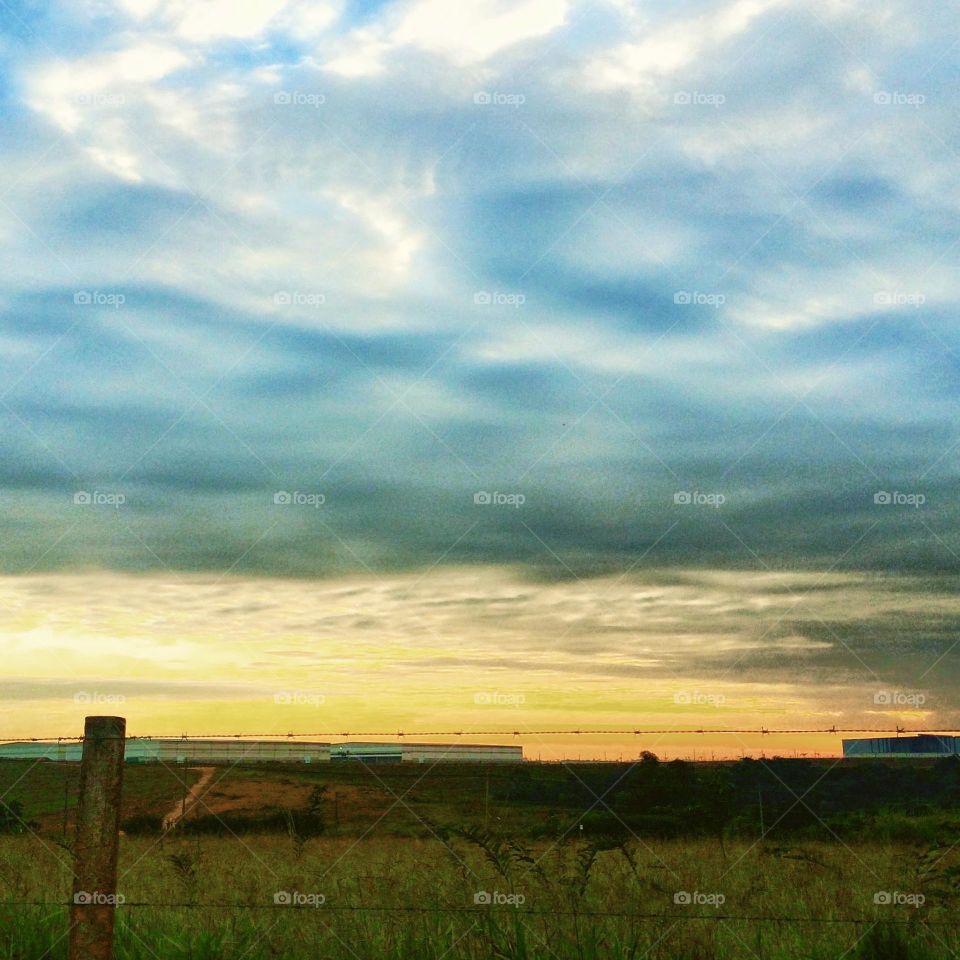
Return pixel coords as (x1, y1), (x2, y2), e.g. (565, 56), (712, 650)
(69, 716), (126, 960)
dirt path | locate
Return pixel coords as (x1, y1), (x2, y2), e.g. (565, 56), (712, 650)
(162, 767), (216, 831)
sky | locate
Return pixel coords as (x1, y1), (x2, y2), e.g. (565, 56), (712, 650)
(0, 0), (958, 755)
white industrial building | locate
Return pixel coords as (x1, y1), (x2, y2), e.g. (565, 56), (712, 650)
(125, 739), (332, 764)
(0, 739), (522, 764)
(331, 742), (522, 763)
(0, 741), (85, 761)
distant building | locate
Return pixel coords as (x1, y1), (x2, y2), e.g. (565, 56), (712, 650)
(842, 735), (960, 757)
(0, 741), (84, 762)
(0, 738), (522, 764)
(331, 742), (522, 763)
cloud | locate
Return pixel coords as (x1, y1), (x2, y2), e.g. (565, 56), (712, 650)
(325, 0), (570, 75)
(165, 0), (291, 41)
(26, 42), (191, 140)
(0, 567), (957, 749)
(109, 0), (341, 42)
(393, 0), (569, 64)
(584, 0), (787, 93)
(0, 0), (956, 585)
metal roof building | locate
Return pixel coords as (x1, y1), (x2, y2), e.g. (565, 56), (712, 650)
(0, 741), (85, 762)
(331, 742), (522, 763)
(0, 739), (522, 764)
(125, 739), (332, 764)
(0, 739), (331, 764)
(842, 735), (960, 757)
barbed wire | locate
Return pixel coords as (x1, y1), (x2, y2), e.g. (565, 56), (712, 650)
(1, 901), (957, 924)
(0, 726), (953, 743)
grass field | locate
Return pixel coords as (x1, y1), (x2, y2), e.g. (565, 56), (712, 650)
(0, 834), (956, 959)
(3, 758), (960, 957)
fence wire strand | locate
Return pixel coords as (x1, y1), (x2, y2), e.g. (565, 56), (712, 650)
(0, 726), (952, 743)
(0, 902), (956, 925)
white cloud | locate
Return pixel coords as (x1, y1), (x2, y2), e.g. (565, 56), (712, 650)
(111, 0), (340, 43)
(331, 189), (426, 284)
(728, 266), (880, 331)
(113, 0), (164, 19)
(394, 0), (569, 64)
(171, 0), (289, 41)
(26, 42), (191, 133)
(83, 144), (144, 181)
(273, 0), (341, 41)
(324, 29), (394, 77)
(584, 0), (786, 92)
(325, 0), (569, 76)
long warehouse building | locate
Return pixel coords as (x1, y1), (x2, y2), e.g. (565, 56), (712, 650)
(0, 739), (523, 764)
(842, 735), (960, 757)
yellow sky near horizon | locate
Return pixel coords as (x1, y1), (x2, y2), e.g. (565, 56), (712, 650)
(0, 565), (951, 759)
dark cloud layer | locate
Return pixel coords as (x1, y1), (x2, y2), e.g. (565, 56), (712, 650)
(0, 0), (958, 577)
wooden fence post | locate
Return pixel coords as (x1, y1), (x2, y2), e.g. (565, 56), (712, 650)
(69, 716), (126, 960)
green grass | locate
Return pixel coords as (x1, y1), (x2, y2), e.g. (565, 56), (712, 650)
(0, 761), (198, 833)
(0, 835), (958, 959)
(4, 758), (960, 957)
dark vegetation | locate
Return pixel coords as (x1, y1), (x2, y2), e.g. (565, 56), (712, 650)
(487, 752), (960, 842)
(3, 753), (960, 842)
(0, 800), (34, 835)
